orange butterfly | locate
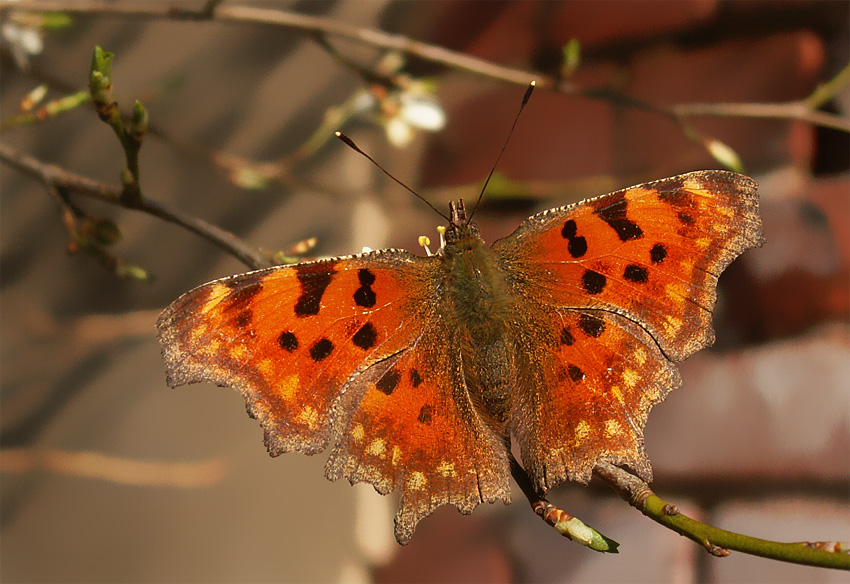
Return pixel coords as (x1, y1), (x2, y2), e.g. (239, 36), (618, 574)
(157, 167), (763, 545)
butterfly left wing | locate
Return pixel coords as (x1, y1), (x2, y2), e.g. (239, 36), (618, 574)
(492, 170), (764, 491)
(156, 251), (510, 544)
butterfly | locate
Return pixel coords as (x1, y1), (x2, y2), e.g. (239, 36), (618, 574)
(156, 170), (764, 545)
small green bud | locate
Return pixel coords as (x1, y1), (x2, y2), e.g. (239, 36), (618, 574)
(41, 12), (73, 30)
(229, 167), (269, 190)
(129, 100), (149, 139)
(706, 139), (744, 173)
(116, 263), (153, 282)
(90, 46), (114, 77)
(91, 219), (123, 246)
(562, 39), (581, 77)
(120, 168), (135, 187)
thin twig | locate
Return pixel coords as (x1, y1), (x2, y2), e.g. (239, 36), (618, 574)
(1, 448), (228, 488)
(509, 455), (618, 553)
(672, 101), (850, 133)
(0, 141), (268, 269)
(8, 0), (848, 133)
(593, 461), (850, 570)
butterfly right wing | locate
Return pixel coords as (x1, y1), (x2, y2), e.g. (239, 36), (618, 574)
(491, 171), (764, 492)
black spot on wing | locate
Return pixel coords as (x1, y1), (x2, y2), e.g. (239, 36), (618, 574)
(354, 268), (377, 308)
(410, 369), (422, 387)
(567, 364), (585, 382)
(294, 263), (337, 317)
(560, 327), (575, 346)
(352, 322), (378, 350)
(376, 368), (401, 395)
(650, 243), (667, 264)
(623, 264), (649, 283)
(417, 404), (433, 424)
(278, 331), (298, 352)
(578, 313), (606, 338)
(581, 270), (607, 294)
(309, 338), (334, 361)
(561, 219), (588, 258)
(593, 195), (643, 241)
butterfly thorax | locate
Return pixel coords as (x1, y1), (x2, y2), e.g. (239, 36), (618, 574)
(442, 207), (516, 430)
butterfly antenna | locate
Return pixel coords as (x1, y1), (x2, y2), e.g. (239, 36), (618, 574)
(335, 132), (451, 222)
(466, 81), (536, 225)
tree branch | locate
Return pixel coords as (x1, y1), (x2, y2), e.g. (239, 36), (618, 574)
(1, 448), (227, 488)
(8, 0), (848, 135)
(0, 141), (268, 269)
(593, 461), (850, 570)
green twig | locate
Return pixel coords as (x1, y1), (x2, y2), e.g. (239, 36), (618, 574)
(88, 45), (147, 203)
(594, 462), (850, 570)
(1, 89), (89, 130)
(806, 63), (850, 110)
(510, 455), (618, 553)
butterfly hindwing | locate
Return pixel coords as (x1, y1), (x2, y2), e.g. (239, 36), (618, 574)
(509, 305), (680, 491)
(326, 322), (511, 545)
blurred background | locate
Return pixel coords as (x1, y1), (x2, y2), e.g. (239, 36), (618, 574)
(1, 1), (848, 582)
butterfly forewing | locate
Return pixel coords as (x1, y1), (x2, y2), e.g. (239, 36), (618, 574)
(493, 171), (764, 361)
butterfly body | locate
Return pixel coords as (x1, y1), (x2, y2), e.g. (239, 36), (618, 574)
(157, 170), (764, 544)
(440, 202), (517, 429)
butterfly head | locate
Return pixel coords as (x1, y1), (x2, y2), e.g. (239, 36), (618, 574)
(441, 199), (481, 250)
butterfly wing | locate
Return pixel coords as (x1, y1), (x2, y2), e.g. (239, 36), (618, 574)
(492, 170), (764, 491)
(156, 250), (509, 544)
(325, 317), (511, 544)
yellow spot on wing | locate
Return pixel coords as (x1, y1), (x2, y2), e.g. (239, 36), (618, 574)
(610, 386), (625, 404)
(206, 338), (222, 354)
(604, 419), (622, 437)
(258, 359), (275, 378)
(189, 324), (209, 344)
(279, 374), (299, 401)
(367, 438), (386, 457)
(663, 314), (683, 336)
(633, 348), (647, 366)
(352, 424), (365, 443)
(392, 446), (402, 466)
(407, 471), (427, 491)
(230, 344), (248, 360)
(622, 368), (640, 388)
(665, 282), (689, 302)
(202, 284), (230, 314)
(575, 420), (591, 443)
(297, 405), (319, 429)
(436, 461), (456, 477)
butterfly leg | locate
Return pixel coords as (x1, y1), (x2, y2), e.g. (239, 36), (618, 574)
(509, 454), (619, 553)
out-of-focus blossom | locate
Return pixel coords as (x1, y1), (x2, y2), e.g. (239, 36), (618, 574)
(352, 73), (446, 148)
(1, 20), (43, 69)
(1, 6), (70, 70)
(383, 92), (446, 148)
